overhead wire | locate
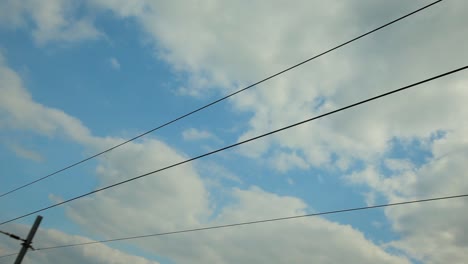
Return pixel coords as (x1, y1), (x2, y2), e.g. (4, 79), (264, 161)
(0, 231), (26, 261)
(0, 0), (443, 199)
(0, 193), (465, 255)
(0, 230), (24, 242)
(0, 252), (18, 259)
(0, 232), (19, 262)
(0, 64), (467, 227)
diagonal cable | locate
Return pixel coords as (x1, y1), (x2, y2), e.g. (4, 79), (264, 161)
(22, 193), (468, 250)
(0, 252), (18, 259)
(0, 230), (25, 242)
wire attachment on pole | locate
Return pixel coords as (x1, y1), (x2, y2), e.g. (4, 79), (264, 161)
(13, 215), (42, 264)
(0, 230), (26, 242)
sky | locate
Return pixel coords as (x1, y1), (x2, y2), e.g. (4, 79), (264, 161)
(0, 0), (467, 263)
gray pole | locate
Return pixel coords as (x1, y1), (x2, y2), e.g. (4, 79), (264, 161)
(14, 215), (42, 264)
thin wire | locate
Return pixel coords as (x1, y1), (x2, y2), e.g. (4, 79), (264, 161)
(0, 252), (18, 259)
(0, 230), (24, 241)
(1, 64), (466, 227)
(0, 232), (21, 261)
(0, 0), (443, 199)
(0, 231), (12, 237)
(28, 193), (468, 250)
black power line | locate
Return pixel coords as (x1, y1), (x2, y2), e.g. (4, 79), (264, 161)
(0, 230), (24, 242)
(0, 232), (21, 261)
(0, 193), (465, 255)
(0, 230), (35, 261)
(1, 64), (466, 227)
(0, 0), (443, 199)
(0, 253), (18, 259)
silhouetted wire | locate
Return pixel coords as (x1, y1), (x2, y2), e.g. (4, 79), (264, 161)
(0, 252), (18, 259)
(0, 231), (24, 261)
(19, 194), (468, 251)
(0, 64), (466, 227)
(0, 230), (24, 241)
(1, 193), (462, 260)
(0, 0), (443, 199)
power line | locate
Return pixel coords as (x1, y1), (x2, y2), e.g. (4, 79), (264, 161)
(2, 193), (463, 253)
(1, 64), (466, 227)
(0, 0), (443, 199)
(0, 233), (19, 262)
(0, 253), (18, 259)
(0, 231), (25, 242)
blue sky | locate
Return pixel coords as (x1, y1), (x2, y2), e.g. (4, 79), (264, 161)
(1, 1), (468, 263)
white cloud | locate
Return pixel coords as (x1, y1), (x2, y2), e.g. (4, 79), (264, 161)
(384, 159), (414, 172)
(6, 142), (44, 162)
(66, 185), (411, 264)
(88, 0), (468, 173)
(270, 151), (309, 173)
(0, 0), (101, 44)
(0, 53), (94, 144)
(345, 126), (468, 263)
(2, 0), (468, 263)
(61, 135), (409, 263)
(81, 1), (468, 263)
(0, 53), (409, 263)
(182, 128), (216, 141)
(66, 137), (212, 236)
(198, 161), (242, 185)
(109, 57), (121, 70)
(0, 0), (27, 28)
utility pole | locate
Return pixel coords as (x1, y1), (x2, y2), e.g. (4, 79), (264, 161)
(14, 215), (42, 264)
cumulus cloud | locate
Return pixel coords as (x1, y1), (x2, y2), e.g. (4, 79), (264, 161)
(0, 53), (94, 144)
(6, 142), (44, 162)
(182, 128), (216, 141)
(270, 151), (310, 173)
(87, 0), (468, 171)
(198, 161), (242, 185)
(345, 126), (468, 263)
(0, 0), (101, 44)
(66, 137), (211, 237)
(60, 130), (407, 263)
(81, 1), (468, 263)
(66, 185), (410, 264)
(0, 51), (409, 263)
(2, 0), (468, 263)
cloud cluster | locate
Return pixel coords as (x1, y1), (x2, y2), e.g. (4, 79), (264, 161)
(6, 142), (44, 162)
(2, 0), (468, 263)
(182, 128), (216, 141)
(84, 0), (468, 170)
(82, 1), (468, 263)
(68, 183), (411, 264)
(0, 53), (409, 263)
(0, 0), (100, 44)
(347, 126), (468, 263)
(0, 53), (93, 143)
